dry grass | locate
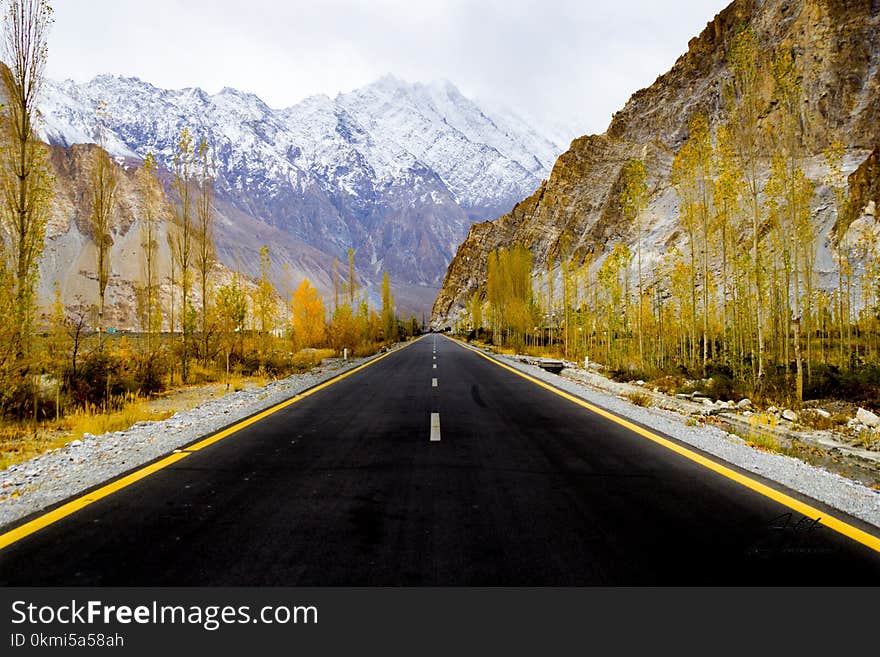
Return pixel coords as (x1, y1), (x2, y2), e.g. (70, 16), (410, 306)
(626, 391), (653, 407)
(797, 409), (847, 432)
(0, 391), (177, 470)
(745, 412), (782, 452)
(856, 429), (880, 450)
(0, 424), (67, 470)
(520, 345), (565, 359)
(292, 348), (335, 370)
(747, 432), (782, 453)
(63, 395), (175, 441)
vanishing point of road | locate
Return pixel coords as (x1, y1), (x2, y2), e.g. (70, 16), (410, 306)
(1, 334), (879, 585)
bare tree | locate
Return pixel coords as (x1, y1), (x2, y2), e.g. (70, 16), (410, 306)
(136, 151), (163, 354)
(171, 128), (194, 381)
(88, 101), (118, 345)
(194, 137), (215, 364)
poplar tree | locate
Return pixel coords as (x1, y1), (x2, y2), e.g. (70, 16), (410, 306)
(0, 0), (53, 361)
(194, 137), (215, 363)
(88, 101), (118, 344)
(767, 48), (814, 405)
(290, 278), (325, 349)
(171, 128), (194, 381)
(467, 291), (482, 334)
(487, 245), (533, 349)
(727, 26), (766, 386)
(712, 124), (744, 366)
(254, 245), (277, 356)
(135, 152), (162, 354)
(621, 158), (648, 367)
(380, 271), (396, 342)
(215, 271), (247, 389)
(672, 114), (712, 373)
(824, 140), (849, 368)
(346, 248), (358, 308)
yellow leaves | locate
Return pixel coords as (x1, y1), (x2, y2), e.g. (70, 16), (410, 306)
(486, 244), (533, 344)
(328, 303), (359, 352)
(620, 158), (648, 221)
(290, 278), (326, 349)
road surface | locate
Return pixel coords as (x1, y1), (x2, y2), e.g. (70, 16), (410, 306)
(1, 335), (879, 584)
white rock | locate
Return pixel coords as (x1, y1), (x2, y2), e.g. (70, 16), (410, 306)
(635, 380), (645, 386)
(767, 406), (778, 414)
(702, 398), (715, 407)
(737, 398), (752, 410)
(782, 409), (798, 422)
(856, 407), (880, 428)
(814, 409), (831, 419)
(68, 439), (82, 447)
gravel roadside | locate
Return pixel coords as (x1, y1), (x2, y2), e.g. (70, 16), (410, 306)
(0, 353), (377, 529)
(482, 347), (880, 529)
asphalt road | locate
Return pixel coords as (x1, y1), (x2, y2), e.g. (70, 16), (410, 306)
(1, 335), (879, 585)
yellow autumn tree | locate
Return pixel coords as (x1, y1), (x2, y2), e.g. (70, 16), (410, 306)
(290, 278), (325, 349)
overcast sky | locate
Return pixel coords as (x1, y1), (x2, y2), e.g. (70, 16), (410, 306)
(47, 0), (726, 138)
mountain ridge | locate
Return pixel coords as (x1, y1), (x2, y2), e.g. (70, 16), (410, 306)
(37, 73), (571, 317)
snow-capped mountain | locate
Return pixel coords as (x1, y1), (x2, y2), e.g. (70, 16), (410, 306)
(38, 74), (571, 314)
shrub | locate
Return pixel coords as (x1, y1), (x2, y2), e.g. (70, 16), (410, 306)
(67, 350), (139, 409)
(626, 391), (653, 407)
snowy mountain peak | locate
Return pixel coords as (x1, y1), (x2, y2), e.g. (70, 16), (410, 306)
(36, 73), (574, 311)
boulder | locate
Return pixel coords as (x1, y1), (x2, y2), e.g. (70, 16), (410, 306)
(781, 409), (798, 422)
(814, 409), (831, 419)
(856, 407), (880, 428)
(737, 398), (752, 410)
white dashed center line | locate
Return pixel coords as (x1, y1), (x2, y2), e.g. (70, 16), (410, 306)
(430, 413), (441, 442)
(432, 378), (438, 387)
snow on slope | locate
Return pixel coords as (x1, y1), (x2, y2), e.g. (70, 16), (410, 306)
(36, 73), (571, 311)
(39, 73), (565, 214)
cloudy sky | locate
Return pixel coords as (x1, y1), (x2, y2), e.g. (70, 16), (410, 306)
(48, 0), (726, 139)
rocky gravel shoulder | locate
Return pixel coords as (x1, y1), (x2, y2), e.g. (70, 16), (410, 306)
(0, 353), (379, 529)
(484, 350), (880, 529)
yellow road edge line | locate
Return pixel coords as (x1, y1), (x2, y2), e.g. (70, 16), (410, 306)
(448, 336), (880, 554)
(0, 337), (424, 552)
(0, 452), (190, 551)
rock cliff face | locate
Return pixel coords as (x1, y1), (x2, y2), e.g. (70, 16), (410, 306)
(432, 0), (880, 327)
(38, 143), (277, 330)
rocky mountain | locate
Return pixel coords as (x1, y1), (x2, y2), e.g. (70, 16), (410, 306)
(432, 0), (880, 327)
(37, 143), (280, 331)
(37, 74), (569, 317)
